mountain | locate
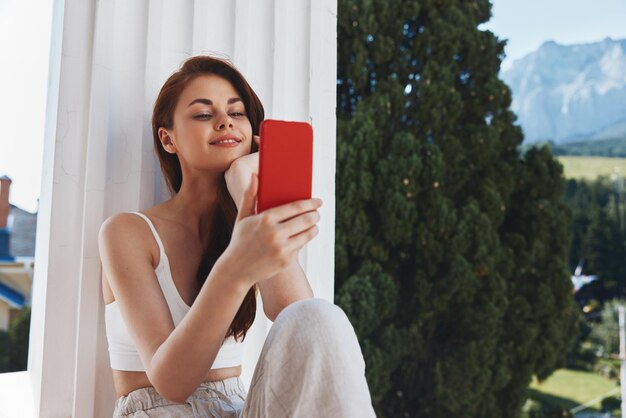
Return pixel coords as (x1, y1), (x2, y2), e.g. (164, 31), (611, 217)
(501, 38), (626, 144)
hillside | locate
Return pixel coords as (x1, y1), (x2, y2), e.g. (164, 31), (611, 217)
(551, 137), (626, 157)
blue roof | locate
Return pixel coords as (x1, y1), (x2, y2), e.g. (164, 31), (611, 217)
(0, 281), (24, 308)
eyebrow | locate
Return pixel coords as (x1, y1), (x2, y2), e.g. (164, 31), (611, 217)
(187, 97), (243, 107)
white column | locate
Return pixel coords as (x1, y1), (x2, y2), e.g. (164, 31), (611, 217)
(29, 0), (98, 416)
(24, 0), (337, 416)
(192, 0), (236, 57)
(305, 0), (338, 301)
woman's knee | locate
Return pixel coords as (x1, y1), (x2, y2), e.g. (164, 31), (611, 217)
(268, 298), (365, 372)
(274, 298), (354, 337)
(278, 297), (344, 321)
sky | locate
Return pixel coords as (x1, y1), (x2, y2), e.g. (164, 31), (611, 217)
(1, 0), (626, 213)
(0, 0), (53, 213)
(483, 0), (626, 71)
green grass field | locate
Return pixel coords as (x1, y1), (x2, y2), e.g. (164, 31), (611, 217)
(528, 369), (619, 413)
(557, 156), (626, 179)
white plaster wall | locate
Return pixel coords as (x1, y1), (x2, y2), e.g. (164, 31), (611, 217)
(22, 0), (337, 417)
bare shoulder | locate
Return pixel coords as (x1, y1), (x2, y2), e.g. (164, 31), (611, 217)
(98, 212), (157, 271)
(100, 212), (148, 246)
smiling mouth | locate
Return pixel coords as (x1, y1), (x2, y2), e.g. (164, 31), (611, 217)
(209, 136), (242, 145)
(211, 139), (241, 145)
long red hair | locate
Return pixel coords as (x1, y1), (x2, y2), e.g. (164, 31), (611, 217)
(152, 56), (264, 341)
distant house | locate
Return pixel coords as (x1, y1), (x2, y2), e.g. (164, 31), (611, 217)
(0, 175), (36, 331)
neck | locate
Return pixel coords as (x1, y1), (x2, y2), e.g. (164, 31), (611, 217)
(166, 173), (225, 240)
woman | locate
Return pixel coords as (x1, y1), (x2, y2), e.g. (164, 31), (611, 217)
(99, 56), (375, 417)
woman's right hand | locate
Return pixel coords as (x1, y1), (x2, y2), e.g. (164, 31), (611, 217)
(219, 173), (323, 286)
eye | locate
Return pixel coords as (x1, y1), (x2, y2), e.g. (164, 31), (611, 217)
(193, 113), (212, 120)
(229, 112), (247, 118)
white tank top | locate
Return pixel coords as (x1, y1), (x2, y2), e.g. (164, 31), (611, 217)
(104, 211), (243, 371)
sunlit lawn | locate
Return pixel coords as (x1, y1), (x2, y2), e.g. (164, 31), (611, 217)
(528, 368), (620, 414)
(557, 156), (626, 180)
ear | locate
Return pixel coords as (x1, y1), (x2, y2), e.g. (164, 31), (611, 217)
(158, 128), (177, 154)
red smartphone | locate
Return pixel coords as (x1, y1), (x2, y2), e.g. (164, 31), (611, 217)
(257, 119), (313, 213)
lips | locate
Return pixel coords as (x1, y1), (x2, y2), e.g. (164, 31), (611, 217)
(209, 135), (242, 145)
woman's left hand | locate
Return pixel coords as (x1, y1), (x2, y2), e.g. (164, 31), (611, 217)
(224, 135), (260, 210)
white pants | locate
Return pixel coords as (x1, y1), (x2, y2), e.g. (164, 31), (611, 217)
(113, 298), (377, 417)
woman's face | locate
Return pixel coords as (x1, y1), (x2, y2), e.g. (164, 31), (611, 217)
(162, 74), (253, 173)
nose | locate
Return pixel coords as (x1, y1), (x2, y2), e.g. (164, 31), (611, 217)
(215, 114), (234, 130)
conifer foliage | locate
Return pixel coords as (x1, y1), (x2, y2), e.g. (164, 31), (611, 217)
(335, 1), (579, 416)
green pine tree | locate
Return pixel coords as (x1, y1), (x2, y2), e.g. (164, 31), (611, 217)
(335, 1), (578, 416)
(8, 307), (30, 370)
(585, 208), (626, 291)
(0, 330), (10, 372)
(0, 307), (30, 373)
(564, 178), (626, 300)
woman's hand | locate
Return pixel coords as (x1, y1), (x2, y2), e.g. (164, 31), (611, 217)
(218, 173), (323, 287)
(224, 135), (260, 210)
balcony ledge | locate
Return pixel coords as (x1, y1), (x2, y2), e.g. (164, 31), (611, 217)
(0, 371), (35, 417)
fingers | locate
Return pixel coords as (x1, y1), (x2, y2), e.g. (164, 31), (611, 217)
(236, 173), (258, 221)
(285, 224), (320, 252)
(281, 209), (321, 238)
(264, 198), (323, 223)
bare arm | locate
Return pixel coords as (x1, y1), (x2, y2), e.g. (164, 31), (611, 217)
(99, 175), (321, 402)
(225, 150), (318, 321)
(257, 259), (313, 321)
